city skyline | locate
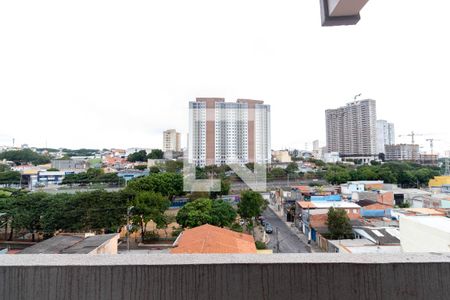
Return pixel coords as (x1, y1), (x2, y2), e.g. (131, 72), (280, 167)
(1, 1), (450, 153)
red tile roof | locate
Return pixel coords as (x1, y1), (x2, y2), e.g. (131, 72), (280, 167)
(170, 224), (257, 254)
(298, 201), (316, 209)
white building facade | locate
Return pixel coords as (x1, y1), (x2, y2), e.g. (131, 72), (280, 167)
(189, 98), (271, 167)
(163, 129), (181, 152)
(376, 120), (395, 154)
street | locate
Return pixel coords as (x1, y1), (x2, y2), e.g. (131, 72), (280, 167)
(262, 208), (310, 253)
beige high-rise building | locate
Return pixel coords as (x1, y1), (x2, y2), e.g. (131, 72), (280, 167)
(163, 129), (181, 152)
(326, 99), (377, 159)
(189, 98), (271, 167)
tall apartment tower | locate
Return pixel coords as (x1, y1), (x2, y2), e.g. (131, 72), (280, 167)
(163, 129), (181, 152)
(189, 98), (271, 167)
(376, 120), (395, 154)
(326, 99), (377, 159)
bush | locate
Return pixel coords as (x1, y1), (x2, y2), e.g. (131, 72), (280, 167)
(143, 231), (160, 241)
(255, 241), (267, 250)
(230, 223), (243, 233)
(171, 227), (183, 238)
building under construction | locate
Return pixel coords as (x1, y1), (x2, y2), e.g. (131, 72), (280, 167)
(385, 144), (438, 166)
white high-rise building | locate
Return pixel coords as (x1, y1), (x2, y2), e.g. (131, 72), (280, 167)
(326, 99), (377, 161)
(189, 98), (271, 167)
(163, 129), (181, 152)
(376, 120), (395, 154)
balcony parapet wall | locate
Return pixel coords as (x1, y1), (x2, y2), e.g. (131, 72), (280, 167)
(1, 253), (449, 300)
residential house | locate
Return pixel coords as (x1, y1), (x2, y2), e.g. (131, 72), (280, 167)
(340, 181), (384, 196)
(170, 224), (257, 254)
(295, 201), (362, 244)
(20, 233), (120, 255)
(328, 238), (402, 254)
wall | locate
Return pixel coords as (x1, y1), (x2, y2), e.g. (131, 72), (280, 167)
(400, 217), (450, 253)
(1, 254), (450, 300)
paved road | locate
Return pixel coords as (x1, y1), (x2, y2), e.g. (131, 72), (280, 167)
(262, 208), (310, 253)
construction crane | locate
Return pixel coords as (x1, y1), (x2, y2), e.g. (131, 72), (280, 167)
(398, 131), (424, 144)
(425, 138), (441, 155)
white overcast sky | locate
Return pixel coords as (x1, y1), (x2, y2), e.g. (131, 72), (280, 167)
(0, 1), (449, 154)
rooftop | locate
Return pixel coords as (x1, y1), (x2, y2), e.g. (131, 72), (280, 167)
(400, 216), (450, 233)
(20, 234), (119, 254)
(298, 201), (361, 209)
(354, 227), (401, 245)
(170, 224), (257, 254)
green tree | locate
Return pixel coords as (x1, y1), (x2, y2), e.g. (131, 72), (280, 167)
(325, 168), (351, 185)
(8, 192), (50, 242)
(326, 207), (353, 240)
(147, 149), (164, 159)
(149, 166), (160, 173)
(269, 168), (287, 179)
(131, 191), (170, 241)
(210, 178), (231, 199)
(210, 200), (237, 227)
(126, 173), (183, 199)
(176, 198), (213, 228)
(134, 165), (148, 171)
(176, 198), (237, 228)
(0, 149), (50, 165)
(0, 164), (11, 172)
(237, 191), (267, 220)
(0, 171), (21, 185)
(286, 162), (299, 174)
(127, 150), (148, 162)
(164, 160), (183, 173)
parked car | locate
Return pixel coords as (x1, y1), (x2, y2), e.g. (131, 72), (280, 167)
(258, 216), (266, 226)
(264, 223), (273, 234)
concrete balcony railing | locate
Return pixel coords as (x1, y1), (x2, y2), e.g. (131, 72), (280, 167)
(1, 253), (450, 300)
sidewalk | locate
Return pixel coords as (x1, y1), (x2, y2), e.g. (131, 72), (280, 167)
(253, 224), (270, 244)
(267, 204), (322, 253)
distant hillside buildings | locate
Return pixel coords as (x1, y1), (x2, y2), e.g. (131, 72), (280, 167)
(188, 98), (271, 167)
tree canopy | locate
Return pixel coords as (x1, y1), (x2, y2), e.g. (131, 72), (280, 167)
(0, 171), (21, 185)
(0, 149), (50, 165)
(131, 191), (170, 239)
(127, 150), (148, 162)
(0, 190), (131, 241)
(324, 162), (440, 187)
(147, 149), (164, 159)
(237, 191), (267, 220)
(62, 168), (124, 185)
(326, 207), (353, 240)
(176, 198), (237, 228)
(126, 172), (184, 199)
